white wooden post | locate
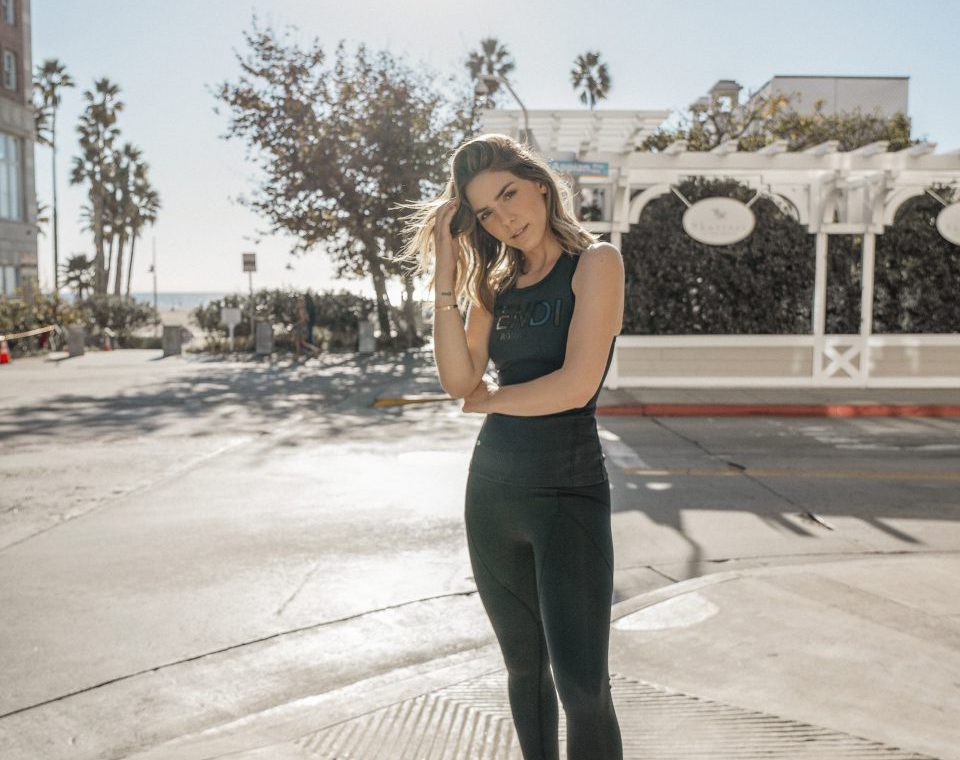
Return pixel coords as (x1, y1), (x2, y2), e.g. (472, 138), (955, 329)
(860, 231), (877, 386)
(812, 232), (828, 378)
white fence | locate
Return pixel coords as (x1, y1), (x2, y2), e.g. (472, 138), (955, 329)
(607, 333), (960, 388)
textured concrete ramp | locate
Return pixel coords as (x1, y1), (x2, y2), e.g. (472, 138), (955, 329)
(293, 669), (936, 760)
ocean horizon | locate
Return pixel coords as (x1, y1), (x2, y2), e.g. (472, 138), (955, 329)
(129, 292), (235, 310)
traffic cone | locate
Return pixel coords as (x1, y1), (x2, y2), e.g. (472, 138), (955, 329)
(0, 339), (10, 364)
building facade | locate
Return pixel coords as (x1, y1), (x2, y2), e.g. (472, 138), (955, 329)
(0, 0), (37, 300)
(747, 75), (909, 118)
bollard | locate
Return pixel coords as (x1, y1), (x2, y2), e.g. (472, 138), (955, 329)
(162, 325), (182, 357)
(255, 320), (274, 355)
(357, 315), (375, 354)
(67, 325), (86, 356)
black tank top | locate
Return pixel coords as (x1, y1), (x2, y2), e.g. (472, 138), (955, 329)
(468, 250), (616, 487)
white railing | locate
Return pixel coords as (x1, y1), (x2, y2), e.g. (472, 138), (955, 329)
(606, 334), (960, 389)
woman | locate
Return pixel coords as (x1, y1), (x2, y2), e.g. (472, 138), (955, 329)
(397, 133), (624, 759)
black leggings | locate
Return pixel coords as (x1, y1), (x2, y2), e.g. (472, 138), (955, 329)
(464, 470), (623, 759)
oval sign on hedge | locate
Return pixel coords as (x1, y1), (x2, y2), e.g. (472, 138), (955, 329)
(936, 202), (960, 245)
(682, 197), (756, 246)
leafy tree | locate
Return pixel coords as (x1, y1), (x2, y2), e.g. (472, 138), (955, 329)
(570, 51), (611, 110)
(214, 17), (455, 346)
(641, 87), (917, 153)
(763, 104), (916, 152)
(33, 58), (75, 293)
(641, 89), (791, 152)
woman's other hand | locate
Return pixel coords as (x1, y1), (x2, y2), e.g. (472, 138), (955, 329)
(462, 377), (498, 414)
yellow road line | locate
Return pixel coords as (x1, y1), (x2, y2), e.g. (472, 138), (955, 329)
(373, 394), (452, 408)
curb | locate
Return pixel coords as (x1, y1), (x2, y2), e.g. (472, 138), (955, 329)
(595, 403), (960, 417)
(371, 395), (960, 417)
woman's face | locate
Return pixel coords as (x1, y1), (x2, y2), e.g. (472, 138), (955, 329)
(463, 169), (550, 251)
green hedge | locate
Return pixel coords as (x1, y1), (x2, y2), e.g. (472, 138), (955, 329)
(192, 288), (382, 351)
(622, 178), (959, 335)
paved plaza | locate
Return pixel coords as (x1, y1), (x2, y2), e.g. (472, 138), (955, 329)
(1, 349), (958, 759)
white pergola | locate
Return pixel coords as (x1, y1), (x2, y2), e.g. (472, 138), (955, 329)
(480, 110), (960, 387)
(480, 109), (671, 154)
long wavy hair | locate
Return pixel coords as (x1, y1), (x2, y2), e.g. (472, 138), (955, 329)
(394, 133), (598, 314)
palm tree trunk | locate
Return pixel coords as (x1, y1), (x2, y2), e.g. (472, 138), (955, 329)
(114, 229), (127, 296)
(106, 229), (116, 294)
(93, 199), (105, 295)
(125, 234), (137, 299)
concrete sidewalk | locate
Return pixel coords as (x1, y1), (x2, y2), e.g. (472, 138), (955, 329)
(596, 386), (960, 417)
(128, 552), (958, 760)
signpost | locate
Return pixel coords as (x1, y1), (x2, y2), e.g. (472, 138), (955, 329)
(221, 307), (241, 352)
(242, 253), (256, 349)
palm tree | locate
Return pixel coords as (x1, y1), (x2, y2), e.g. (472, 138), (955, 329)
(60, 254), (95, 300)
(33, 59), (76, 294)
(108, 143), (143, 295)
(570, 51), (611, 110)
(70, 78), (124, 295)
(465, 37), (515, 110)
(124, 172), (160, 299)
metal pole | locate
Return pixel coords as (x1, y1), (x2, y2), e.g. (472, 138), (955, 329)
(496, 76), (531, 146)
(152, 236), (159, 337)
(51, 115), (60, 294)
(248, 271), (254, 350)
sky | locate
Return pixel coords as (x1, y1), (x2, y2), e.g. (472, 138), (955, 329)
(33, 0), (960, 302)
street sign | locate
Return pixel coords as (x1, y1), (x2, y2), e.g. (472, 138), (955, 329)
(221, 308), (241, 327)
(242, 253), (257, 272)
(548, 160), (609, 178)
(221, 307), (242, 352)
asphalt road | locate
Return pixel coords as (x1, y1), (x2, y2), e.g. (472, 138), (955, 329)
(1, 349), (958, 759)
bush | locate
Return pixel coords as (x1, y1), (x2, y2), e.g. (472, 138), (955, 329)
(77, 295), (159, 343)
(192, 288), (379, 351)
(621, 178), (960, 335)
(0, 290), (85, 354)
(622, 177), (815, 334)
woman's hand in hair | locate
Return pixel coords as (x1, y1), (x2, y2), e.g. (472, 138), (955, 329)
(434, 197), (463, 280)
(461, 376), (498, 414)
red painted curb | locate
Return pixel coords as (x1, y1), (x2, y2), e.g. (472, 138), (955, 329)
(595, 403), (960, 417)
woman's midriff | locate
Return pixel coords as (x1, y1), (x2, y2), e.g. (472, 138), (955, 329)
(468, 413), (608, 487)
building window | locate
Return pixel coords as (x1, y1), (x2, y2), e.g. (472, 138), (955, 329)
(0, 132), (21, 220)
(1, 0), (13, 26)
(1, 265), (16, 297)
(2, 50), (15, 91)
